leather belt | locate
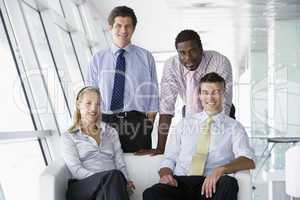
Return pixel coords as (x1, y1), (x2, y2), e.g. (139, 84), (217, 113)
(102, 111), (146, 120)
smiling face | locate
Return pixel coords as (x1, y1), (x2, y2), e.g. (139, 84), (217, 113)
(109, 16), (135, 48)
(199, 82), (224, 115)
(77, 90), (101, 125)
(176, 40), (203, 71)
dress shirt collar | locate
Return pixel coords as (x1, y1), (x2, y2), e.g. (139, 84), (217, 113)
(203, 111), (222, 121)
(183, 51), (207, 77)
(72, 121), (105, 136)
(197, 111), (225, 131)
(111, 42), (133, 55)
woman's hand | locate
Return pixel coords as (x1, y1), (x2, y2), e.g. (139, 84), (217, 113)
(127, 180), (136, 190)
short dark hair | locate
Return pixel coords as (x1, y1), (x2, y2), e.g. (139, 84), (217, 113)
(199, 72), (226, 91)
(175, 29), (202, 49)
(108, 6), (137, 28)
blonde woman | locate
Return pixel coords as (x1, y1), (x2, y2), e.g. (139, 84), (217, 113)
(61, 86), (135, 200)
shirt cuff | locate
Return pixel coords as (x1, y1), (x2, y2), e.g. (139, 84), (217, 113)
(159, 110), (175, 115)
(235, 150), (255, 161)
(160, 159), (175, 171)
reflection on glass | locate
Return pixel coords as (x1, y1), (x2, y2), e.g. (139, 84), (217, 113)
(69, 1), (85, 33)
(48, 0), (64, 16)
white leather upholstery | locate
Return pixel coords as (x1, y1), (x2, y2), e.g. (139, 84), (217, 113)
(39, 154), (252, 200)
(285, 145), (300, 197)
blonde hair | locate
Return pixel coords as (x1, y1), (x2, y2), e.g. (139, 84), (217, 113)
(68, 86), (101, 133)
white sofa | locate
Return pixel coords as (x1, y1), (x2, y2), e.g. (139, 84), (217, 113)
(39, 154), (252, 200)
(285, 145), (300, 198)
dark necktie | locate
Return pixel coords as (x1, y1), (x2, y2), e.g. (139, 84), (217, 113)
(110, 49), (126, 112)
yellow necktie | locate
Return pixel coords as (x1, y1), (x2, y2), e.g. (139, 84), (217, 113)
(189, 116), (214, 175)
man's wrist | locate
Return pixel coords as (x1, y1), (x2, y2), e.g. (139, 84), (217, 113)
(156, 144), (165, 152)
(157, 133), (168, 151)
(147, 112), (157, 122)
(217, 166), (226, 175)
(159, 167), (173, 178)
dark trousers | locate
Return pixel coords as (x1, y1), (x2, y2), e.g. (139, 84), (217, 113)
(67, 170), (129, 200)
(102, 111), (153, 152)
(143, 175), (239, 200)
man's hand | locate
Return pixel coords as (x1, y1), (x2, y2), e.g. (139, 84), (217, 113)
(135, 114), (172, 156)
(200, 156), (255, 198)
(201, 167), (225, 198)
(134, 148), (164, 156)
(159, 167), (177, 187)
(147, 112), (157, 123)
(160, 174), (178, 187)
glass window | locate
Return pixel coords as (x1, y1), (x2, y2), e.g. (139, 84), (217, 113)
(0, 7), (34, 131)
(21, 2), (71, 131)
(21, 0), (35, 8)
(0, 140), (46, 200)
(48, 0), (64, 16)
(59, 0), (93, 80)
(22, 0), (63, 16)
(71, 33), (93, 80)
(55, 25), (85, 108)
(64, 0), (85, 33)
(0, 182), (5, 200)
(77, 4), (109, 53)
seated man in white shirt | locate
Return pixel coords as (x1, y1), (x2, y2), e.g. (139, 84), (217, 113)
(143, 72), (255, 200)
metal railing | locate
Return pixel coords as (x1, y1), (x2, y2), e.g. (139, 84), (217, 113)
(0, 130), (52, 142)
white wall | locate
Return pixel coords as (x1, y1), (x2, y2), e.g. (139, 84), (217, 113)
(89, 0), (179, 52)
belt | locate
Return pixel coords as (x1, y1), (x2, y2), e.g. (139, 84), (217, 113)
(102, 111), (146, 120)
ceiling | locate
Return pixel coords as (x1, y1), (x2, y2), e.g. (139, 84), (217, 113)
(165, 0), (300, 50)
(90, 0), (300, 75)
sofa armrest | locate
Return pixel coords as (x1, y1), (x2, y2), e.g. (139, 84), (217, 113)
(39, 159), (71, 200)
(232, 170), (252, 200)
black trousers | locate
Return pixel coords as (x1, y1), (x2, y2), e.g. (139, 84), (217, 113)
(143, 175), (239, 200)
(67, 170), (129, 200)
(102, 111), (153, 152)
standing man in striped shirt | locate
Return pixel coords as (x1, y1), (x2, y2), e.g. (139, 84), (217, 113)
(140, 29), (233, 155)
(86, 6), (159, 153)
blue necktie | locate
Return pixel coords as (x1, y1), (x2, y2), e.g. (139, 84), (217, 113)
(110, 49), (126, 112)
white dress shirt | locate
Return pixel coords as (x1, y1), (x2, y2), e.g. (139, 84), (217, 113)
(160, 112), (254, 176)
(160, 50), (232, 115)
(61, 122), (129, 180)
